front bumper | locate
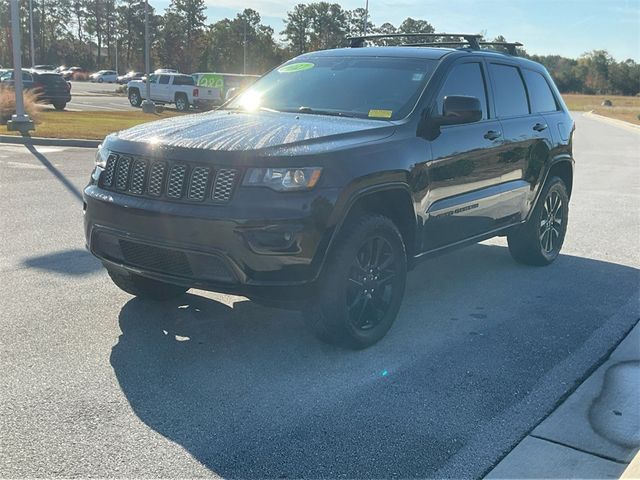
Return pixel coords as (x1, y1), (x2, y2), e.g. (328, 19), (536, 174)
(83, 182), (340, 295)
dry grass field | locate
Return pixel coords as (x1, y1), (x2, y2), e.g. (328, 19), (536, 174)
(1, 110), (184, 139)
(562, 93), (640, 125)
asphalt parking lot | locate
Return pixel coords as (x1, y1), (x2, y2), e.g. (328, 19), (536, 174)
(0, 114), (638, 477)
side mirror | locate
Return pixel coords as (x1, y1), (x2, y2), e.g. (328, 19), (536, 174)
(441, 95), (482, 125)
(417, 95), (482, 140)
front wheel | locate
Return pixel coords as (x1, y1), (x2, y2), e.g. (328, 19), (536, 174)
(508, 176), (569, 265)
(107, 268), (188, 300)
(304, 214), (407, 349)
(53, 101), (66, 111)
(98, 77), (104, 83)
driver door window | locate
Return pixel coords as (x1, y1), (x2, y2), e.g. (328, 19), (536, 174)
(436, 62), (489, 119)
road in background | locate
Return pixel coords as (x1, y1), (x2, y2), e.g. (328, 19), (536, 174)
(0, 114), (638, 478)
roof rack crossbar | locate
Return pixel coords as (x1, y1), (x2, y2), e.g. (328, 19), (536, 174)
(479, 42), (523, 55)
(348, 33), (482, 49)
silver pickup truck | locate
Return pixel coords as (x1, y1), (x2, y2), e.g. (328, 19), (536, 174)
(127, 73), (198, 111)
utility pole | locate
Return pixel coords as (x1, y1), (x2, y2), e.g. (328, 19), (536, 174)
(363, 0), (369, 36)
(141, 0), (155, 113)
(7, 0), (34, 133)
(28, 0), (35, 66)
(243, 18), (247, 74)
(114, 34), (118, 75)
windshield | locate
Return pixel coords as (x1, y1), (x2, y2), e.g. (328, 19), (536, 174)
(227, 56), (437, 120)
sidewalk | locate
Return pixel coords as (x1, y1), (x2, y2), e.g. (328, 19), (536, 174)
(486, 322), (640, 479)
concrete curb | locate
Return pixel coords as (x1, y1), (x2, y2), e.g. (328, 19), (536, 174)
(584, 111), (640, 133)
(0, 134), (100, 148)
(485, 320), (640, 479)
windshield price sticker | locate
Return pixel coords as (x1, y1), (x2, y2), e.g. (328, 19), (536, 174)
(368, 109), (393, 119)
(278, 62), (315, 73)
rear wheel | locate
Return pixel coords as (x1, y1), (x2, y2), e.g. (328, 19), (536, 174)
(508, 176), (569, 265)
(128, 89), (142, 107)
(107, 268), (188, 300)
(175, 93), (189, 112)
(52, 101), (66, 111)
(304, 214), (407, 349)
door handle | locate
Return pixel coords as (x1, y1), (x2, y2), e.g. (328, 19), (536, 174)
(533, 123), (548, 132)
(484, 130), (502, 140)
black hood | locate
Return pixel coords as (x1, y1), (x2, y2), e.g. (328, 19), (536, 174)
(109, 110), (396, 156)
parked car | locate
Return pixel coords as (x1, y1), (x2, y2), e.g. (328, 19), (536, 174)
(191, 72), (260, 109)
(117, 71), (144, 84)
(90, 70), (118, 83)
(0, 69), (35, 89)
(0, 70), (71, 110)
(61, 66), (88, 81)
(32, 65), (56, 71)
(31, 71), (72, 109)
(127, 73), (198, 111)
(85, 34), (575, 349)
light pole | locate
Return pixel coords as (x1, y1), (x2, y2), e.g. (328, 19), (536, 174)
(141, 0), (155, 113)
(7, 0), (34, 133)
(29, 0), (35, 66)
(243, 18), (247, 74)
(114, 34), (118, 75)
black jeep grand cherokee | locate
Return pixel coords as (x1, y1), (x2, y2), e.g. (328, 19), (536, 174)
(84, 34), (574, 349)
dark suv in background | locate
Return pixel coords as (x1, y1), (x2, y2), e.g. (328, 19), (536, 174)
(84, 33), (574, 349)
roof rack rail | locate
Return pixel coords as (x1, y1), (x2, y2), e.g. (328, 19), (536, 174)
(348, 33), (523, 56)
(348, 33), (482, 49)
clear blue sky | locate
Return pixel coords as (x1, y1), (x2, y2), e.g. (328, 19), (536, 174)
(155, 0), (640, 61)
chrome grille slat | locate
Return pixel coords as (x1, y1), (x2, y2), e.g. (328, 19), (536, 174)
(148, 162), (166, 196)
(115, 155), (132, 191)
(212, 169), (237, 203)
(129, 159), (147, 195)
(101, 153), (118, 187)
(100, 153), (238, 204)
(167, 164), (188, 199)
(188, 167), (210, 201)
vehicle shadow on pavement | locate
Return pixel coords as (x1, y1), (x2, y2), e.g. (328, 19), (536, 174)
(22, 248), (102, 276)
(110, 243), (639, 478)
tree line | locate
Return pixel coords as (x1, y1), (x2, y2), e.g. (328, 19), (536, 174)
(1, 0), (638, 95)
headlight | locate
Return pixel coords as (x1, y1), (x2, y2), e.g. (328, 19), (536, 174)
(95, 144), (109, 168)
(243, 167), (322, 191)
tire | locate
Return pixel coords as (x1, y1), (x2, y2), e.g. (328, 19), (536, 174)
(98, 77), (103, 83)
(128, 89), (142, 107)
(507, 176), (569, 266)
(53, 101), (66, 111)
(175, 93), (189, 112)
(304, 214), (407, 349)
(107, 268), (188, 300)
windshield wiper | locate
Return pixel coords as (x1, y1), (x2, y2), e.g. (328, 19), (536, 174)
(295, 106), (360, 118)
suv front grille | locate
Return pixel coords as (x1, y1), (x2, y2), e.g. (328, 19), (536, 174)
(99, 152), (238, 204)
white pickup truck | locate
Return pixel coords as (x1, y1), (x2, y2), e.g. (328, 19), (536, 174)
(127, 73), (198, 112)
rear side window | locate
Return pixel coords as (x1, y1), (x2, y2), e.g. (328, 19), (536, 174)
(523, 70), (558, 113)
(437, 63), (488, 119)
(173, 75), (195, 86)
(36, 74), (65, 85)
(159, 75), (170, 85)
(489, 64), (529, 117)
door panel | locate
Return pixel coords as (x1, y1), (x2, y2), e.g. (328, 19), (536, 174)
(421, 60), (526, 252)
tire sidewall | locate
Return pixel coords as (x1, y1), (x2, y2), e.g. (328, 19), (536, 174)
(313, 216), (407, 348)
(536, 178), (569, 263)
(175, 95), (188, 111)
(129, 90), (141, 107)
